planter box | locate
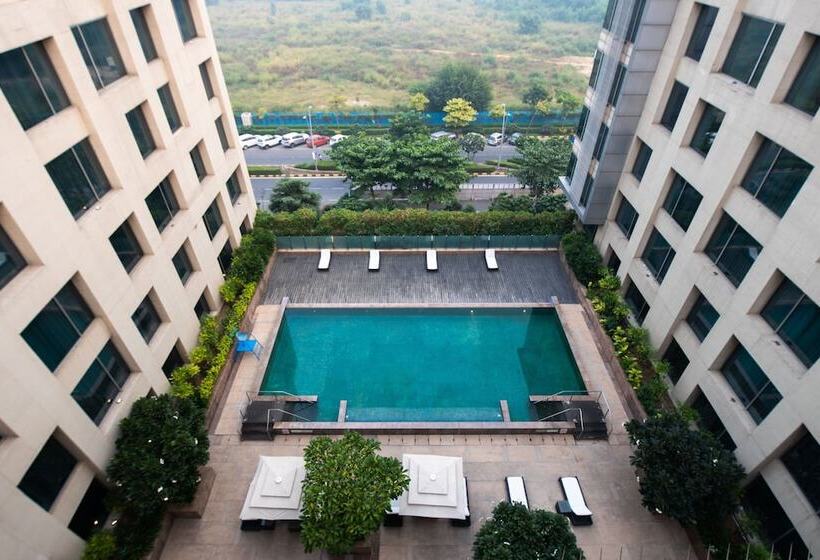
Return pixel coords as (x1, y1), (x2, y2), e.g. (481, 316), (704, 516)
(167, 467), (216, 519)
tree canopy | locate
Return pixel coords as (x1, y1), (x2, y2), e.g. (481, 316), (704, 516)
(522, 78), (550, 108)
(329, 135), (394, 196)
(513, 136), (572, 196)
(389, 110), (429, 139)
(424, 63), (492, 111)
(443, 97), (478, 130)
(268, 178), (321, 212)
(393, 135), (469, 208)
(459, 132), (486, 160)
(408, 92), (429, 112)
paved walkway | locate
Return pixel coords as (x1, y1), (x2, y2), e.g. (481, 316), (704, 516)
(263, 251), (577, 305)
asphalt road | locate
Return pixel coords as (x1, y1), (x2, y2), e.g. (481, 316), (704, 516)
(251, 174), (524, 209)
(243, 143), (520, 166)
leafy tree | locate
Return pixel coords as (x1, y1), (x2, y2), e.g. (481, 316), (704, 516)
(489, 193), (533, 212)
(354, 3), (372, 20)
(537, 88), (583, 116)
(268, 179), (320, 212)
(389, 110), (428, 139)
(459, 132), (485, 160)
(522, 78), (550, 108)
(329, 94), (346, 125)
(424, 63), (492, 111)
(626, 411), (745, 527)
(473, 502), (584, 560)
(330, 134), (394, 197)
(489, 103), (507, 119)
(392, 135), (469, 209)
(533, 192), (568, 213)
(443, 97), (478, 131)
(408, 92), (429, 112)
(513, 136), (571, 196)
(300, 432), (409, 555)
(518, 14), (542, 34)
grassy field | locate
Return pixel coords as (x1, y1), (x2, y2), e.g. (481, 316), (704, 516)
(207, 0), (602, 112)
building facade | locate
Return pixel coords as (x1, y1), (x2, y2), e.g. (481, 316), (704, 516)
(562, 0), (819, 556)
(0, 0), (255, 557)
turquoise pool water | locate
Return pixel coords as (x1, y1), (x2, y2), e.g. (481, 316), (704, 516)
(260, 307), (584, 422)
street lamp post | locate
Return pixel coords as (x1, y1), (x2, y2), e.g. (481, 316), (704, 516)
(306, 105), (317, 172)
(496, 103), (508, 171)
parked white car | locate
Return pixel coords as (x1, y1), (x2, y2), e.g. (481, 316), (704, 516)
(508, 132), (523, 145)
(430, 130), (457, 140)
(329, 134), (348, 146)
(258, 135), (282, 149)
(487, 132), (505, 146)
(239, 133), (258, 150)
(281, 132), (309, 147)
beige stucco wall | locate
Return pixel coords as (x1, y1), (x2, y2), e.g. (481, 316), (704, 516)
(0, 1), (255, 557)
(595, 0), (819, 554)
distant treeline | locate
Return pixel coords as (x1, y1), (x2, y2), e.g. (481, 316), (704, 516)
(473, 0), (608, 23)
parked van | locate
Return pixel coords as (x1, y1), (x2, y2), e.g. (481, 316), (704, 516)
(487, 132), (505, 146)
(281, 133), (309, 147)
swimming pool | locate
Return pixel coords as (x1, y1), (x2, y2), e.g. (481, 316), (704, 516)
(260, 307), (585, 422)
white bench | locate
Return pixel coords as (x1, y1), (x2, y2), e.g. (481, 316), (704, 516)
(558, 476), (593, 525)
(505, 476), (528, 509)
(318, 249), (331, 270)
(485, 249), (498, 270)
(368, 250), (380, 271)
(426, 250), (438, 271)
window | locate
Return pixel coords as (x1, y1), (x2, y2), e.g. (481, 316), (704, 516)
(722, 344), (782, 424)
(687, 292), (719, 341)
(566, 153), (577, 182)
(0, 226), (26, 289)
(69, 479), (109, 540)
(685, 4), (718, 61)
(589, 50), (603, 90)
(172, 0), (198, 42)
(71, 19), (126, 89)
(157, 84), (181, 132)
(614, 197), (639, 239)
(660, 81), (688, 131)
(722, 15), (783, 87)
(740, 138), (812, 218)
(691, 390), (735, 450)
(608, 64), (626, 107)
(742, 477), (809, 560)
(132, 295), (162, 343)
(202, 199), (223, 239)
(217, 242), (233, 273)
(606, 249), (621, 273)
(125, 104), (155, 158)
(575, 106), (589, 140)
(190, 143), (208, 181)
(761, 278), (819, 367)
(579, 174), (594, 207)
(592, 124), (609, 160)
(18, 435), (76, 511)
(602, 0), (618, 31)
(199, 61), (215, 99)
(226, 170), (242, 203)
(22, 282), (94, 371)
(109, 220), (142, 272)
(662, 173), (702, 231)
(642, 229), (675, 283)
(662, 339), (689, 383)
(690, 103), (724, 156)
(172, 245), (194, 283)
(130, 7), (157, 62)
(624, 280), (650, 323)
(631, 140), (652, 181)
(162, 344), (185, 378)
(71, 342), (131, 424)
(194, 292), (210, 318)
(215, 117), (230, 151)
(625, 0), (646, 43)
(240, 218), (252, 236)
(0, 41), (69, 129)
(785, 36), (819, 115)
(45, 139), (111, 218)
(705, 213), (761, 287)
(145, 177), (179, 232)
(781, 431), (820, 511)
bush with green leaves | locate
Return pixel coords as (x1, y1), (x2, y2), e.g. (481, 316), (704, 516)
(532, 192), (568, 213)
(300, 432), (409, 555)
(268, 178), (321, 213)
(489, 193), (533, 212)
(561, 231), (604, 286)
(424, 62), (492, 111)
(81, 531), (116, 560)
(473, 502), (584, 560)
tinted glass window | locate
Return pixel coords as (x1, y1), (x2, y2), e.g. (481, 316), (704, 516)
(602, 0), (618, 31)
(145, 177), (179, 232)
(660, 81), (688, 131)
(785, 36), (820, 115)
(685, 4), (718, 61)
(576, 106), (589, 140)
(202, 200), (223, 239)
(742, 477), (809, 560)
(690, 390), (735, 450)
(68, 479), (109, 540)
(608, 64), (627, 107)
(215, 117), (229, 151)
(190, 144), (207, 181)
(722, 15), (783, 87)
(71, 19), (126, 89)
(226, 170), (242, 203)
(130, 7), (157, 62)
(566, 153), (577, 183)
(607, 248), (621, 273)
(194, 292), (210, 318)
(71, 342), (130, 424)
(109, 221), (142, 272)
(740, 138), (812, 218)
(132, 296), (162, 342)
(686, 292), (719, 341)
(625, 0), (646, 43)
(761, 278), (820, 367)
(632, 140), (652, 181)
(579, 173), (594, 207)
(217, 242), (233, 274)
(662, 173), (702, 231)
(45, 139), (111, 218)
(722, 344), (782, 424)
(0, 226), (26, 289)
(642, 229), (675, 283)
(199, 61), (215, 99)
(624, 280), (650, 323)
(172, 245), (194, 283)
(171, 0), (198, 42)
(22, 282), (94, 371)
(126, 104), (155, 158)
(18, 436), (76, 511)
(592, 124), (609, 160)
(781, 431), (820, 511)
(690, 103), (725, 155)
(162, 344), (185, 378)
(157, 84), (181, 132)
(615, 197), (639, 239)
(704, 213), (762, 287)
(0, 41), (69, 129)
(662, 339), (689, 383)
(589, 50), (603, 90)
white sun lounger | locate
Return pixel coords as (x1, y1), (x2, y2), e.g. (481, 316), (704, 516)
(485, 249), (498, 270)
(369, 250), (380, 271)
(505, 476), (529, 509)
(318, 249), (331, 270)
(426, 250), (438, 271)
(558, 476), (593, 525)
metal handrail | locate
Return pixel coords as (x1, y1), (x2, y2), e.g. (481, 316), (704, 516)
(531, 389), (612, 421)
(251, 389), (302, 399)
(265, 408), (314, 439)
(538, 407), (584, 434)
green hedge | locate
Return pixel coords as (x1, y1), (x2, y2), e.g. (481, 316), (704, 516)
(294, 160), (339, 171)
(265, 208), (575, 237)
(247, 165), (282, 176)
(466, 163), (498, 173)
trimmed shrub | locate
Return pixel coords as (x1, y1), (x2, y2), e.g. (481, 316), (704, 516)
(247, 165), (282, 176)
(561, 231), (604, 286)
(293, 160), (338, 171)
(82, 532), (116, 560)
